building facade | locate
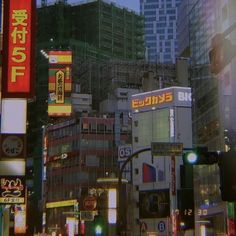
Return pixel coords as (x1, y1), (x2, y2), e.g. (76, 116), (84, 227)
(130, 87), (192, 235)
(176, 0), (196, 57)
(43, 116), (131, 234)
(189, 0), (236, 235)
(78, 58), (189, 109)
(37, 0), (145, 61)
(140, 0), (182, 63)
(28, 2), (145, 232)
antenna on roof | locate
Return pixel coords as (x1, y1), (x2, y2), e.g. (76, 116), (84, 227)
(41, 0), (47, 7)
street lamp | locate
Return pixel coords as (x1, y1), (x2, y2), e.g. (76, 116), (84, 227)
(117, 147), (151, 235)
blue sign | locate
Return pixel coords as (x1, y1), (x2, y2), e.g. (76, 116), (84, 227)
(157, 221), (165, 232)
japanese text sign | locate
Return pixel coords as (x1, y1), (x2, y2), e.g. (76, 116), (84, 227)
(2, 0), (35, 98)
(0, 176), (25, 204)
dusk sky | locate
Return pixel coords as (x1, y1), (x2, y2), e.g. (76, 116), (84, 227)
(40, 0), (140, 13)
(69, 0), (140, 12)
(108, 0), (140, 12)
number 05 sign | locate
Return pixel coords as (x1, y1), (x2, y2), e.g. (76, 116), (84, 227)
(118, 145), (132, 161)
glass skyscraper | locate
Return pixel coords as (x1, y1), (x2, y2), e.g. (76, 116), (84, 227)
(141, 0), (182, 63)
(189, 0), (236, 235)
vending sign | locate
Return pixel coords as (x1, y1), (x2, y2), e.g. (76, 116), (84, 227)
(2, 0), (35, 98)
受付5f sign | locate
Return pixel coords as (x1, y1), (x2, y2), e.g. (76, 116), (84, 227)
(2, 0), (35, 98)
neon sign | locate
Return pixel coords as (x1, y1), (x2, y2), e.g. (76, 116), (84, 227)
(0, 176), (25, 203)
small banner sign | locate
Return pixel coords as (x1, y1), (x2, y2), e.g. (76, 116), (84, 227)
(80, 211), (97, 221)
(151, 142), (183, 156)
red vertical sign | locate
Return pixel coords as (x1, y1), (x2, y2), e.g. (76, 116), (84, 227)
(171, 155), (176, 195)
(2, 0), (35, 98)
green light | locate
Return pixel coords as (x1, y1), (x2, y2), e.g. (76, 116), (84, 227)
(185, 152), (198, 164)
(95, 225), (102, 234)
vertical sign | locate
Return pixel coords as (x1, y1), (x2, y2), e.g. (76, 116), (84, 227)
(2, 0), (35, 98)
(0, 0), (2, 33)
(171, 155), (176, 195)
(48, 51), (72, 117)
(14, 205), (26, 234)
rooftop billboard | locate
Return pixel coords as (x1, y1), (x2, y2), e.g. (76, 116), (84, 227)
(131, 87), (191, 112)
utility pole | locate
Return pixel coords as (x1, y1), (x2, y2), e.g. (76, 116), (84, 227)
(117, 147), (151, 235)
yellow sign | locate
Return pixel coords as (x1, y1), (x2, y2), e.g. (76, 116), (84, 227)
(0, 197), (24, 204)
(46, 199), (77, 209)
(55, 70), (65, 104)
(132, 92), (173, 109)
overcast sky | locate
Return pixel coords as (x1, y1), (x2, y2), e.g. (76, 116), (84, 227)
(38, 0), (140, 13)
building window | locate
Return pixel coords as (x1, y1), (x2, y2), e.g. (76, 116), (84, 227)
(134, 120), (138, 127)
(82, 122), (89, 131)
(135, 168), (139, 174)
(90, 123), (97, 132)
(134, 137), (139, 143)
(97, 124), (105, 133)
(222, 4), (228, 21)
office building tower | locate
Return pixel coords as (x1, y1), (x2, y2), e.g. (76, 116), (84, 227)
(141, 0), (182, 63)
(177, 0), (196, 57)
(189, 0), (236, 235)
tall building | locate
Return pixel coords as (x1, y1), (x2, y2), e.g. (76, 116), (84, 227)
(176, 0), (196, 57)
(130, 87), (192, 235)
(78, 58), (189, 109)
(140, 0), (182, 63)
(189, 0), (236, 235)
(37, 0), (145, 61)
(43, 115), (131, 234)
(27, 1), (145, 232)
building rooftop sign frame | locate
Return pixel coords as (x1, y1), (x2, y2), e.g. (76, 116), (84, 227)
(151, 142), (183, 156)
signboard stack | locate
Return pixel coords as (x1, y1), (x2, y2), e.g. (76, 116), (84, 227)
(0, 0), (36, 234)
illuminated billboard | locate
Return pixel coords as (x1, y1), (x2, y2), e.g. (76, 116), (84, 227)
(1, 99), (27, 133)
(48, 51), (72, 117)
(131, 87), (191, 112)
(46, 199), (77, 208)
(49, 51), (72, 65)
(14, 205), (26, 234)
(2, 0), (35, 98)
(0, 176), (25, 204)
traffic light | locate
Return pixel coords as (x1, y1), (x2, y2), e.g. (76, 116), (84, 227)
(183, 147), (219, 165)
(209, 33), (235, 74)
(94, 214), (104, 236)
(95, 225), (102, 235)
(218, 151), (236, 202)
